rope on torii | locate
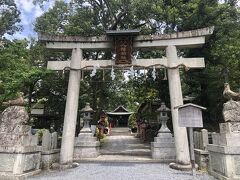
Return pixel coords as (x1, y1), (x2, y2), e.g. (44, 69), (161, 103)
(61, 63), (191, 71)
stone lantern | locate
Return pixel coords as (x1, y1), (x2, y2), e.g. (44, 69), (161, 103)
(151, 102), (176, 161)
(157, 102), (171, 134)
(74, 103), (100, 160)
(80, 103), (94, 133)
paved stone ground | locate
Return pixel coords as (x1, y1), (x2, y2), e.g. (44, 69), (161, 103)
(98, 127), (151, 161)
(27, 127), (216, 180)
(28, 162), (215, 180)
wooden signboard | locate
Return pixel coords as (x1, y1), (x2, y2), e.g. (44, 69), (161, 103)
(176, 103), (206, 128)
(175, 103), (206, 176)
(115, 36), (132, 65)
(106, 30), (140, 65)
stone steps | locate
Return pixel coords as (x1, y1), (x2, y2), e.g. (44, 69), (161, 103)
(110, 127), (132, 136)
(79, 155), (155, 163)
(99, 130), (151, 160)
(100, 151), (150, 156)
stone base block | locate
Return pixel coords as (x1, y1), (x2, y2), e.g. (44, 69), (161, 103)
(194, 149), (209, 169)
(0, 150), (41, 174)
(169, 162), (192, 171)
(51, 162), (79, 170)
(219, 133), (240, 147)
(151, 132), (176, 162)
(208, 144), (240, 180)
(41, 149), (60, 169)
(0, 149), (41, 180)
(74, 135), (100, 160)
(74, 146), (100, 159)
(0, 169), (41, 180)
(151, 142), (176, 162)
(76, 136), (97, 142)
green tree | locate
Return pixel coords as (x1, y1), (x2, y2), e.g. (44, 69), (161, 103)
(33, 0), (240, 126)
(0, 0), (21, 37)
(180, 1), (240, 122)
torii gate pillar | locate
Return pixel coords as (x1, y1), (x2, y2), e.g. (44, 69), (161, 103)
(167, 46), (190, 167)
(60, 48), (81, 164)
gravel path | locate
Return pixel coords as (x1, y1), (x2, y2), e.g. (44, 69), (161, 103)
(27, 162), (215, 180)
(27, 128), (215, 180)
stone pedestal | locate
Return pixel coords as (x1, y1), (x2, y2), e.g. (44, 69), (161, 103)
(194, 149), (209, 169)
(74, 133), (100, 159)
(41, 149), (60, 170)
(151, 132), (176, 162)
(0, 146), (41, 180)
(74, 117), (100, 160)
(151, 110), (176, 162)
(0, 106), (41, 179)
(208, 122), (240, 180)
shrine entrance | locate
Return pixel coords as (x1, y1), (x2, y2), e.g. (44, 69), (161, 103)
(39, 27), (214, 166)
(107, 105), (133, 127)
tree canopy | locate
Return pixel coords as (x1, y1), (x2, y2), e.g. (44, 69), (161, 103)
(1, 0), (240, 128)
(0, 0), (21, 37)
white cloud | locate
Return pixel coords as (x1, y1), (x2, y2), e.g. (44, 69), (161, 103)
(10, 0), (45, 40)
(7, 0), (60, 40)
(15, 0), (43, 18)
(3, 32), (27, 40)
(15, 0), (35, 13)
(35, 5), (44, 17)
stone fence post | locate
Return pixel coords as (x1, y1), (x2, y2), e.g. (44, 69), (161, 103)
(41, 129), (60, 169)
(193, 129), (209, 170)
(193, 129), (209, 150)
(42, 129), (51, 151)
(200, 129), (208, 150)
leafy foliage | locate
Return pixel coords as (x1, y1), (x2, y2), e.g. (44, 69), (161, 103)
(0, 0), (21, 37)
(0, 39), (50, 111)
(1, 0), (240, 129)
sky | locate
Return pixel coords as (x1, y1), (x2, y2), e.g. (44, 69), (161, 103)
(4, 0), (240, 40)
(4, 0), (56, 40)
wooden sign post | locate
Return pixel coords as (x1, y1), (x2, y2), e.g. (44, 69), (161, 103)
(175, 103), (206, 176)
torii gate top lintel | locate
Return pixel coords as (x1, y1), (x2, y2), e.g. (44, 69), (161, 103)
(41, 26), (214, 71)
(38, 26), (214, 50)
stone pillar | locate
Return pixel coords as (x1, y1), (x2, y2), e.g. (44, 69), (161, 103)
(42, 129), (51, 151)
(200, 129), (208, 150)
(60, 48), (82, 164)
(166, 45), (190, 167)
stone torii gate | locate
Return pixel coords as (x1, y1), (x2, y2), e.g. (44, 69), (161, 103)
(38, 27), (214, 167)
